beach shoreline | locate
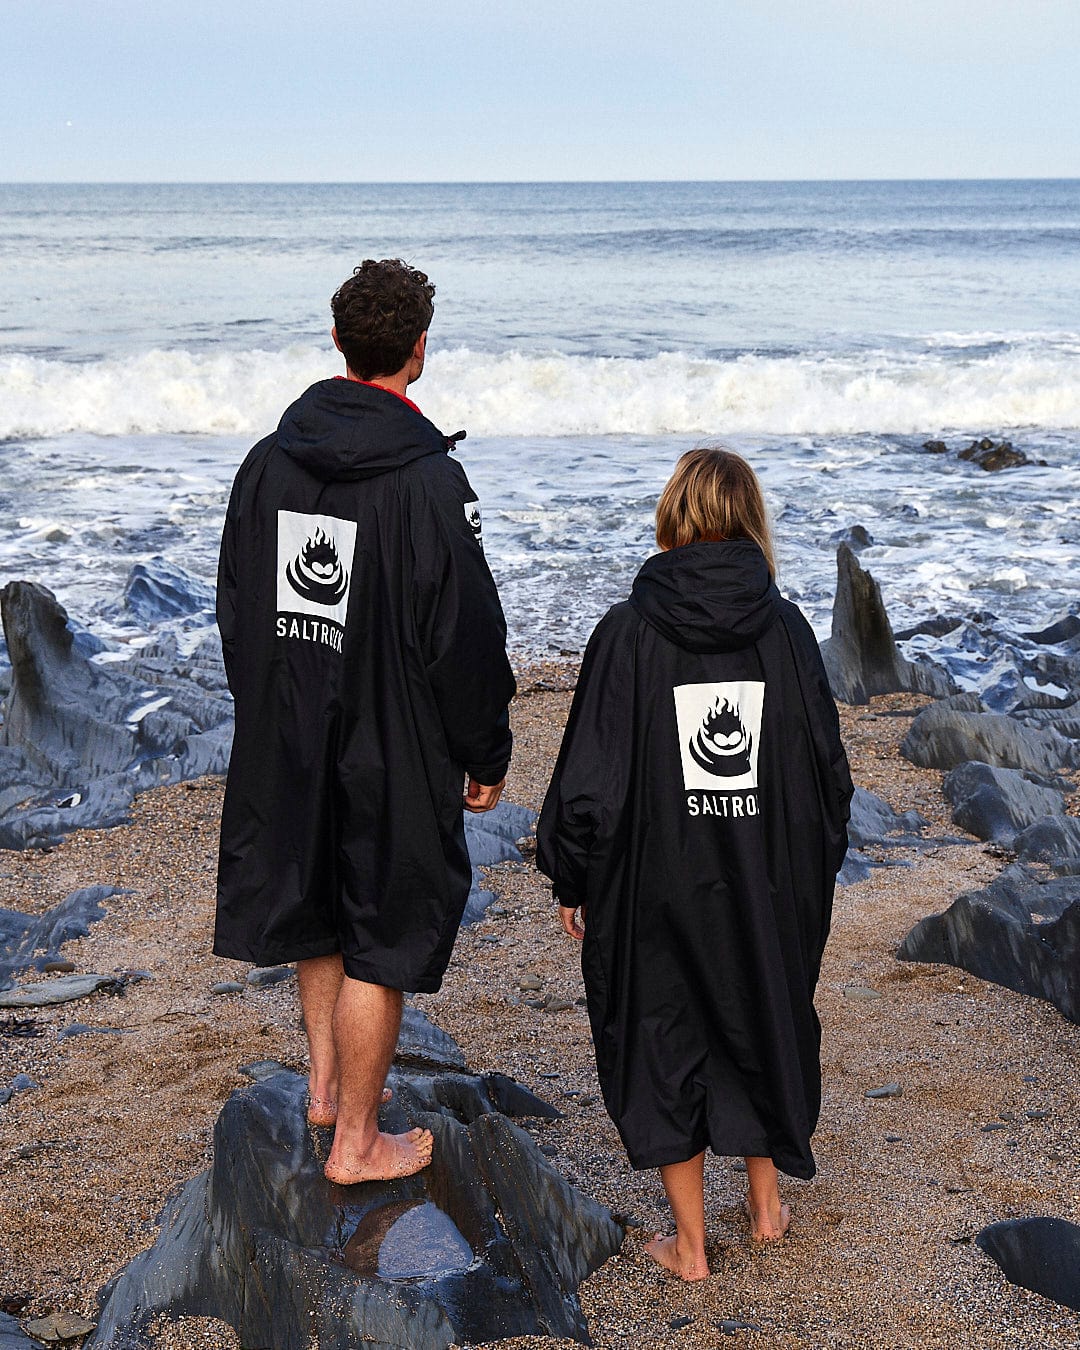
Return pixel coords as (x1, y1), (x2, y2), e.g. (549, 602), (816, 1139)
(1, 668), (1079, 1348)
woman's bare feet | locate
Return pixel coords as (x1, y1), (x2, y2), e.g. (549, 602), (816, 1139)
(743, 1197), (792, 1244)
(324, 1126), (434, 1184)
(307, 1085), (392, 1128)
(644, 1232), (710, 1281)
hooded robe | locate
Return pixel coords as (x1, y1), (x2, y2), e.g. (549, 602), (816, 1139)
(537, 540), (852, 1177)
(214, 378), (515, 993)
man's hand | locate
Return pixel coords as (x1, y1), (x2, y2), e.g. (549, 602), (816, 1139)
(559, 904), (585, 941)
(463, 776), (505, 814)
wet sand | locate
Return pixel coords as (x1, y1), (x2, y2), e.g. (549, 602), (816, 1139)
(1, 673), (1079, 1349)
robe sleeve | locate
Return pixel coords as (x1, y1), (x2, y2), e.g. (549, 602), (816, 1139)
(779, 602), (854, 877)
(216, 478), (240, 697)
(536, 607), (635, 909)
(408, 454), (516, 785)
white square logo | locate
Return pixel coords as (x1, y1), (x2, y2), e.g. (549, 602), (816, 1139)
(673, 681), (765, 791)
(464, 498), (484, 552)
(276, 510), (357, 626)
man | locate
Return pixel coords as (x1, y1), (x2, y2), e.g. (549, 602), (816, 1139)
(214, 260), (515, 1183)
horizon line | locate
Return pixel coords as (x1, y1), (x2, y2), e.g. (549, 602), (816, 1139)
(2, 175), (1079, 188)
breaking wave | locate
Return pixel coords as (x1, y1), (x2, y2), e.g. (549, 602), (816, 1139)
(3, 342), (1080, 440)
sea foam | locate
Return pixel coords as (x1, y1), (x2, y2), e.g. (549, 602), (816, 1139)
(2, 345), (1080, 441)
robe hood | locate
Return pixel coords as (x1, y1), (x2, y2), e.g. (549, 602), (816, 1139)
(629, 539), (781, 653)
(277, 378), (450, 482)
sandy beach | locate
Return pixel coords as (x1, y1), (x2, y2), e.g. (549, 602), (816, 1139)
(1, 668), (1079, 1349)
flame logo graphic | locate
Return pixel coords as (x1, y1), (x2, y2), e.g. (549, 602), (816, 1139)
(688, 697), (753, 778)
(285, 528), (349, 606)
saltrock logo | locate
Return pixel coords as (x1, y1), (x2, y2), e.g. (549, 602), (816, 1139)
(673, 681), (765, 800)
(464, 498), (484, 551)
(276, 510), (357, 634)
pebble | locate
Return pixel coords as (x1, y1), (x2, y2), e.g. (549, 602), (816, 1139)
(843, 984), (883, 1001)
(477, 935), (500, 945)
(718, 1319), (762, 1334)
(237, 1059), (287, 1081)
(669, 1314), (694, 1329)
(41, 959), (76, 974)
(865, 1083), (903, 1099)
(24, 1311), (97, 1341)
(982, 1122), (1009, 1132)
(579, 1095), (598, 1107)
(539, 1144), (558, 1157)
(731, 1160), (748, 1172)
(884, 1134), (904, 1143)
(518, 974), (544, 992)
(538, 1071), (560, 1080)
(246, 966), (292, 988)
(1022, 1074), (1039, 1083)
(1026, 1108), (1051, 1120)
(211, 981), (245, 996)
(57, 1023), (126, 1040)
(545, 997), (574, 1013)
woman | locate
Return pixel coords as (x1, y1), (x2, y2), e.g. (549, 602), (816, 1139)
(537, 447), (852, 1280)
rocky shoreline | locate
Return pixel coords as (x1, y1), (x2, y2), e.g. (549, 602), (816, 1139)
(2, 544), (1080, 1347)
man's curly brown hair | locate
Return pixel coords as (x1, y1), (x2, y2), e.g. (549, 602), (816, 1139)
(330, 259), (436, 380)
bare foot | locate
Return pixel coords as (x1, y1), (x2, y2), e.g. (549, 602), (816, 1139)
(324, 1127), (434, 1184)
(743, 1198), (792, 1244)
(307, 1086), (392, 1127)
(644, 1232), (710, 1281)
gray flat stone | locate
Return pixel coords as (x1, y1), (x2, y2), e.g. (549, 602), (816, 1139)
(0, 974), (116, 1007)
(865, 1083), (903, 1099)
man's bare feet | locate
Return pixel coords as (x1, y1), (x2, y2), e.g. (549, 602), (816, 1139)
(743, 1197), (792, 1244)
(307, 1086), (393, 1128)
(644, 1232), (710, 1281)
(324, 1126), (434, 1184)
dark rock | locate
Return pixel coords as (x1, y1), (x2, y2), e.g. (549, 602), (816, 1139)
(976, 1217), (1080, 1311)
(40, 959), (75, 974)
(922, 439), (949, 454)
(827, 524), (874, 552)
(57, 1023), (126, 1040)
(462, 801), (537, 925)
(847, 786), (927, 850)
(865, 1083), (903, 1099)
(718, 1319), (763, 1334)
(957, 438), (1032, 471)
(0, 1309), (45, 1349)
(396, 1005), (468, 1072)
(238, 1059), (288, 1081)
(893, 615), (964, 641)
(87, 1069), (622, 1350)
(820, 546), (956, 705)
(210, 981), (245, 996)
(1014, 701), (1080, 742)
(0, 582), (233, 847)
(245, 965), (292, 989)
(122, 558), (215, 626)
(0, 886), (120, 990)
(901, 700), (1079, 776)
(981, 1122), (1008, 1132)
(1013, 816), (1080, 867)
(898, 863), (1080, 1023)
(942, 761), (1065, 845)
(669, 1314), (694, 1329)
(1024, 614), (1080, 645)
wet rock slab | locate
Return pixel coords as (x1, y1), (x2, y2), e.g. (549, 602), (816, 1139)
(462, 799), (537, 923)
(942, 761), (1066, 846)
(86, 1067), (622, 1350)
(976, 1216), (1080, 1312)
(901, 695), (1080, 777)
(0, 886), (121, 989)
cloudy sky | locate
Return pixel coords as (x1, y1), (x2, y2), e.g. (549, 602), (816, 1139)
(5, 0), (1078, 181)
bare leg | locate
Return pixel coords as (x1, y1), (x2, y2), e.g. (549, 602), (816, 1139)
(744, 1155), (791, 1243)
(323, 976), (433, 1184)
(297, 953), (344, 1125)
(644, 1151), (710, 1281)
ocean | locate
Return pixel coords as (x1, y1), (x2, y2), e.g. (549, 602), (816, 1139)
(1, 179), (1078, 691)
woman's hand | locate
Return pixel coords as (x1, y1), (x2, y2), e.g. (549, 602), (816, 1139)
(559, 904), (585, 941)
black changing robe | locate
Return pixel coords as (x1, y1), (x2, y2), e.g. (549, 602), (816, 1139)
(536, 540), (852, 1178)
(214, 378), (515, 993)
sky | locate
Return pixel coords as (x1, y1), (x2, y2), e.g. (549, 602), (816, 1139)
(3, 0), (1079, 182)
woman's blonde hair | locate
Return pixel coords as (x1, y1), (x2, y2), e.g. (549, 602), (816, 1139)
(655, 446), (777, 578)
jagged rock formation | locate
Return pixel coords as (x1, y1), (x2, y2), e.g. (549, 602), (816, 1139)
(977, 1217), (1080, 1311)
(820, 545), (955, 704)
(941, 761), (1066, 846)
(0, 886), (120, 990)
(898, 862), (1080, 1024)
(901, 694), (1080, 777)
(838, 786), (934, 885)
(86, 1068), (623, 1350)
(0, 581), (232, 848)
